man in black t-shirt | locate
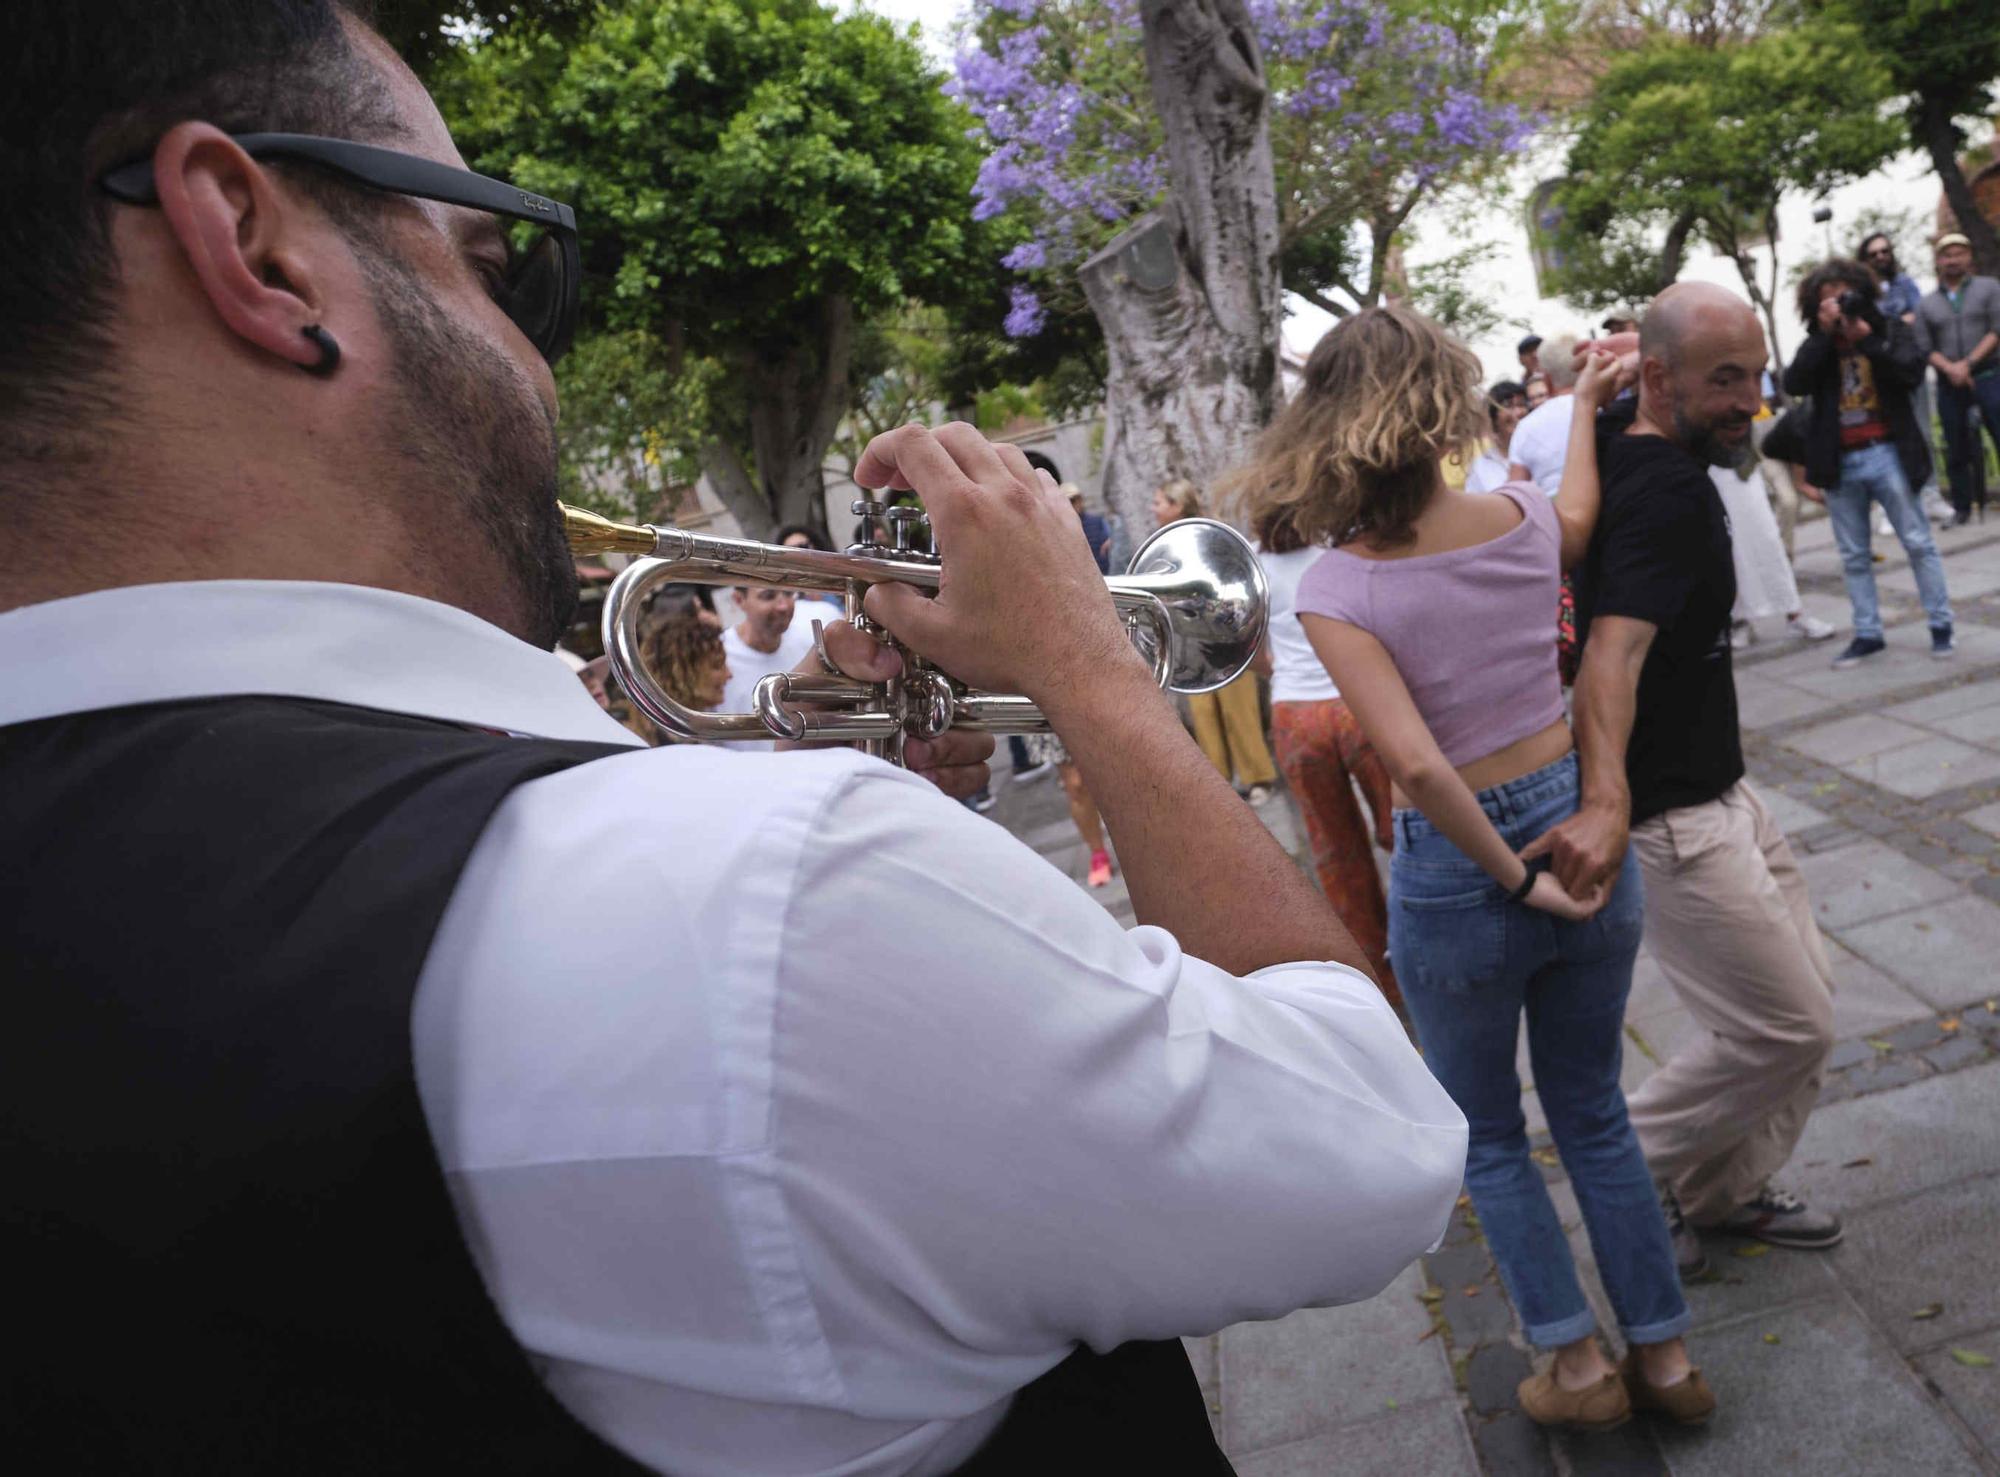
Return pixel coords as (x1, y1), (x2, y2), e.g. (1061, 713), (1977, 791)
(1526, 284), (1841, 1275)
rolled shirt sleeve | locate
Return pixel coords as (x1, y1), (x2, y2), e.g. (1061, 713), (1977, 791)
(417, 742), (1467, 1466)
(774, 763), (1468, 1406)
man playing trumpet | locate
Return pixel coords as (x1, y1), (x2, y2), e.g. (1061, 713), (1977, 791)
(0, 4), (1466, 1473)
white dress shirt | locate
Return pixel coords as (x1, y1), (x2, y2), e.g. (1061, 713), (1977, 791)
(1507, 394), (1578, 496)
(0, 579), (1468, 1477)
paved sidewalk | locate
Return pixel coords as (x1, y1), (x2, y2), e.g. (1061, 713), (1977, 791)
(975, 508), (2000, 1475)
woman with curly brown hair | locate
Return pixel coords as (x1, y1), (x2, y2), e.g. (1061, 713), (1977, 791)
(1227, 306), (1712, 1432)
(644, 612), (732, 720)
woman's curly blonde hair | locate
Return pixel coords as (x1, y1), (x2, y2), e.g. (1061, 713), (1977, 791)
(643, 612), (725, 712)
(1223, 305), (1486, 549)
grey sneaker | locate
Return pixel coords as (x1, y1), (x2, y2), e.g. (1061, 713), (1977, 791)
(1658, 1183), (1709, 1278)
(1709, 1183), (1843, 1249)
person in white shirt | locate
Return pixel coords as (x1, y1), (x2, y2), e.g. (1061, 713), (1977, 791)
(1466, 380), (1529, 493)
(1253, 510), (1398, 1004)
(716, 584), (815, 749)
(0, 6), (1469, 1475)
(1509, 333), (1586, 496)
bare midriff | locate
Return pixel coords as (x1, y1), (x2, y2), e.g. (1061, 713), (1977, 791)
(1389, 717), (1574, 810)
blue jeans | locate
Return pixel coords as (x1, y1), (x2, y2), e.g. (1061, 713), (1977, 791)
(1389, 754), (1689, 1348)
(1937, 373), (2000, 515)
(1826, 441), (1952, 641)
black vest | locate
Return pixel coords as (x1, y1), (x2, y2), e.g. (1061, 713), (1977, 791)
(2, 696), (1231, 1474)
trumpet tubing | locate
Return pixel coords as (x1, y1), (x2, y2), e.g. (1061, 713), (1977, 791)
(564, 500), (1267, 766)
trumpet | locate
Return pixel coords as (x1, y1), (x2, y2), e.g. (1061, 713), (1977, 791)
(564, 498), (1268, 765)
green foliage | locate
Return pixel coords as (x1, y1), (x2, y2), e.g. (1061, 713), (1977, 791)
(441, 0), (980, 350)
(549, 329), (715, 517)
(1817, 0), (2000, 142)
(1553, 23), (1902, 310)
(1406, 240), (1509, 341)
(432, 0), (986, 526)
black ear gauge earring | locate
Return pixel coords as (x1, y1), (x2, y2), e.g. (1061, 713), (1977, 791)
(300, 324), (341, 376)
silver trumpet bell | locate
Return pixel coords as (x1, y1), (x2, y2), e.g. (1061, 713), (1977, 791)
(564, 498), (1269, 766)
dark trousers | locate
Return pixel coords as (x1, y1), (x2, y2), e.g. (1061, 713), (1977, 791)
(1009, 734), (1034, 772)
(1937, 374), (2000, 515)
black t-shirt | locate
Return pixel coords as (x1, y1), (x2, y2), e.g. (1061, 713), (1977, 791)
(1575, 427), (1744, 824)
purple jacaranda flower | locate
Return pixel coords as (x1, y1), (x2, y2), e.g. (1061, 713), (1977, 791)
(1004, 285), (1046, 337)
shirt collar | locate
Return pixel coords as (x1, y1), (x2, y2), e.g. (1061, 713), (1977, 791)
(0, 579), (645, 746)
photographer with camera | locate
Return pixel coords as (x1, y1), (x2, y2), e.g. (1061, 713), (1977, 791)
(1783, 258), (1953, 668)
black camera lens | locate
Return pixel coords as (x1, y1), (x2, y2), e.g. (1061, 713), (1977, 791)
(1838, 289), (1872, 317)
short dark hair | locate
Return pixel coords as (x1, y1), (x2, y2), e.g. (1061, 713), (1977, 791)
(1022, 448), (1062, 483)
(1517, 334), (1542, 354)
(1486, 380), (1525, 431)
(1794, 258), (1876, 329)
(2, 2), (396, 463)
(773, 522), (830, 551)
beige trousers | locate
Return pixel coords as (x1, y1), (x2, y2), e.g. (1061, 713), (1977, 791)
(1187, 671), (1277, 787)
(1626, 781), (1837, 1223)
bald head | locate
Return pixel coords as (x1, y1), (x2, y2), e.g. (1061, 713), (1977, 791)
(1639, 283), (1760, 368)
(1634, 283), (1767, 467)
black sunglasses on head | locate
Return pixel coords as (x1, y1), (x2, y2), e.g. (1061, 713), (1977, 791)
(101, 133), (580, 364)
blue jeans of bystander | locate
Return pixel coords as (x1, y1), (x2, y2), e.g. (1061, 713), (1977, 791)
(1825, 441), (1952, 641)
(1389, 754), (1689, 1349)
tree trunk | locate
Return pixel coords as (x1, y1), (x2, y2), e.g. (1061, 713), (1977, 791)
(1657, 208), (1698, 292)
(1081, 0), (1282, 538)
(1920, 94), (2000, 278)
(701, 295), (854, 541)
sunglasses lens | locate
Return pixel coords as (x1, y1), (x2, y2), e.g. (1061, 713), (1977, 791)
(503, 229), (568, 363)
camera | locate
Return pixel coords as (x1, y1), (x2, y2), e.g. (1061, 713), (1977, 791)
(1837, 289), (1873, 318)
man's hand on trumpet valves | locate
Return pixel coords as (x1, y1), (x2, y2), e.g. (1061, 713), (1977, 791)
(853, 423), (1154, 718)
(775, 618), (998, 800)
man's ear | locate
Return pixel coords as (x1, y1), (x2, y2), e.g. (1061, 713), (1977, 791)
(148, 122), (341, 373)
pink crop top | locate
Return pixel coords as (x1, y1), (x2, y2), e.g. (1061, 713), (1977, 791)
(1293, 483), (1566, 767)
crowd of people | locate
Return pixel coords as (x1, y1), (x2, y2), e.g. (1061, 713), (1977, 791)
(12, 2), (1996, 1472)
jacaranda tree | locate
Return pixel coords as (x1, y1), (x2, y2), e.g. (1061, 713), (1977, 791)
(952, 0), (1532, 525)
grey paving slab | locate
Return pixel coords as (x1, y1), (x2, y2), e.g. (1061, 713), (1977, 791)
(1834, 1171), (2000, 1355)
(1824, 937), (1935, 1037)
(1929, 699), (2000, 748)
(1839, 734), (2000, 799)
(1962, 801), (2000, 836)
(1775, 636), (2000, 701)
(1744, 784), (1833, 836)
(1782, 713), (1933, 766)
(1228, 1397), (1476, 1476)
(1215, 1263), (1455, 1454)
(1915, 1330), (2000, 1466)
(1734, 678), (1837, 731)
(1786, 1060), (2000, 1212)
(1796, 837), (1962, 930)
(1886, 682), (2000, 725)
(1647, 1296), (1985, 1477)
(1832, 892), (2000, 1010)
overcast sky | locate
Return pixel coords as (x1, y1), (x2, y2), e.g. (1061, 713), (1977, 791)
(840, 1), (1952, 382)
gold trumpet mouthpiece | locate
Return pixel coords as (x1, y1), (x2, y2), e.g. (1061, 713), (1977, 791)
(562, 503), (659, 557)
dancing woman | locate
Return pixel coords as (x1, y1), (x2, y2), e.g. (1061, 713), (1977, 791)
(1229, 308), (1714, 1431)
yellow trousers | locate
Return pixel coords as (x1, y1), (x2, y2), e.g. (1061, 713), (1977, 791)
(1187, 672), (1277, 787)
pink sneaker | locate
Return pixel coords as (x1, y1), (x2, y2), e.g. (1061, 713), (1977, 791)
(1087, 850), (1113, 888)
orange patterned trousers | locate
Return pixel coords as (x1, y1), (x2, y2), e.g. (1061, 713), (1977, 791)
(1270, 699), (1399, 1008)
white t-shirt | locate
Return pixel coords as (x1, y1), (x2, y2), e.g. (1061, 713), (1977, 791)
(721, 616), (817, 751)
(1465, 447), (1511, 494)
(1507, 394), (1577, 497)
(1257, 544), (1340, 704)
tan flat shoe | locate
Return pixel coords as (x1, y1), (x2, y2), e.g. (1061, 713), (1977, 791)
(1516, 1369), (1631, 1431)
(1619, 1352), (1718, 1425)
